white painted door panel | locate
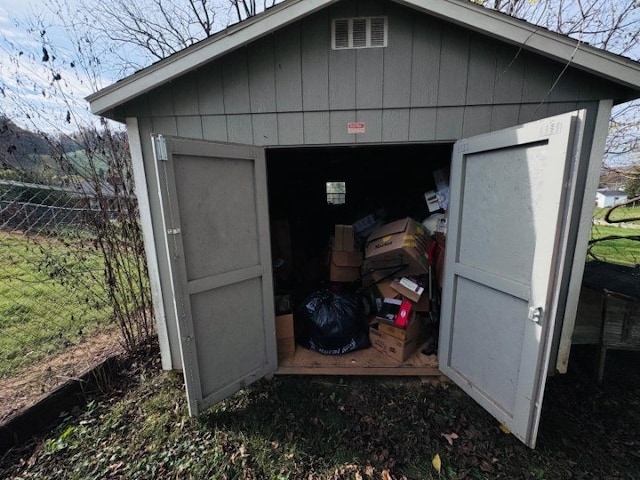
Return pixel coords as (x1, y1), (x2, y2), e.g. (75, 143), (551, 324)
(153, 135), (276, 416)
(439, 111), (584, 448)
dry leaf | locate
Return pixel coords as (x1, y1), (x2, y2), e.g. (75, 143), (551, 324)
(441, 432), (459, 446)
(365, 465), (375, 477)
(355, 472), (363, 480)
(108, 461), (124, 472)
(381, 469), (393, 480)
(480, 460), (495, 473)
(499, 424), (511, 435)
(432, 453), (442, 474)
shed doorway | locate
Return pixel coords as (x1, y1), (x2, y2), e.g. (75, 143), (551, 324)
(266, 143), (452, 376)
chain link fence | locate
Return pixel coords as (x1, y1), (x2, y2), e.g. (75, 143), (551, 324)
(0, 150), (153, 420)
(0, 180), (110, 416)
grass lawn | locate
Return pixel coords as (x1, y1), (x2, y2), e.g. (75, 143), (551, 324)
(593, 205), (640, 225)
(589, 224), (640, 266)
(0, 231), (111, 378)
(1, 345), (638, 479)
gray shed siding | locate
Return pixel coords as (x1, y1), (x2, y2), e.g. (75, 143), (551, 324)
(116, 0), (624, 145)
(118, 0), (622, 370)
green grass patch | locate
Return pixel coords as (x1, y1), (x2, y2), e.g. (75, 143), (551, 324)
(593, 206), (640, 224)
(0, 231), (111, 377)
(589, 224), (640, 266)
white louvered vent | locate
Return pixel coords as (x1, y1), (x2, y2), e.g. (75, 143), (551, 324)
(334, 19), (349, 49)
(332, 17), (388, 50)
(370, 17), (386, 47)
(352, 18), (367, 48)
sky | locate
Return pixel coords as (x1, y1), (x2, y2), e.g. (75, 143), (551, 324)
(0, 0), (120, 133)
(0, 0), (239, 134)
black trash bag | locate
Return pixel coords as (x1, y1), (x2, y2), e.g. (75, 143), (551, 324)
(298, 290), (370, 355)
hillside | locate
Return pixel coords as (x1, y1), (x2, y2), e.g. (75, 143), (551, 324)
(0, 117), (52, 172)
(0, 118), (107, 183)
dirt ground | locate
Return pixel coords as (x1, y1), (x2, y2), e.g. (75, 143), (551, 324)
(0, 331), (124, 423)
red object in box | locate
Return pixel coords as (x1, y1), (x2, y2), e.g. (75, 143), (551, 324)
(395, 300), (413, 328)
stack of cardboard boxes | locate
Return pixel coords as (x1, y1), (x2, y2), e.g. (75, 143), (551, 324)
(368, 276), (431, 362)
(344, 216), (434, 363)
(329, 225), (363, 282)
(273, 216), (438, 363)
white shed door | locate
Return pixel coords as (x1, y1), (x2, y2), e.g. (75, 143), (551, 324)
(153, 135), (276, 416)
(439, 111), (584, 448)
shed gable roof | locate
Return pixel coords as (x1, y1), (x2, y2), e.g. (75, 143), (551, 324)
(87, 0), (640, 118)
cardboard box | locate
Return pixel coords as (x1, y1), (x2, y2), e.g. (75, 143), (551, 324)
(364, 217), (430, 277)
(333, 224), (355, 252)
(329, 250), (363, 282)
(390, 277), (424, 303)
(378, 312), (419, 340)
(369, 315), (427, 362)
(376, 279), (399, 299)
(276, 314), (295, 361)
(390, 277), (430, 312)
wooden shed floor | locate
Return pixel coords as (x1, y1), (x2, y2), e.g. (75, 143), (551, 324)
(276, 344), (441, 376)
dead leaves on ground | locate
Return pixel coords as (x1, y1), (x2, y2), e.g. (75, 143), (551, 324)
(441, 432), (459, 446)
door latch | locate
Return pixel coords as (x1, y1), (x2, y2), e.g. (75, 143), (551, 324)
(528, 306), (543, 325)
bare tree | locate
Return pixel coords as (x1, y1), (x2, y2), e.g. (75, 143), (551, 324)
(50, 0), (223, 76)
(476, 0), (640, 168)
(228, 0), (278, 23)
(481, 0), (640, 55)
(47, 0), (282, 77)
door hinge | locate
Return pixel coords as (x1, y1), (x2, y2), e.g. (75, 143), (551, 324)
(528, 306), (543, 325)
(154, 134), (168, 161)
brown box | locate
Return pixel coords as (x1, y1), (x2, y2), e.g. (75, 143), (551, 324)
(364, 217), (430, 277)
(377, 280), (399, 299)
(377, 312), (419, 340)
(390, 277), (430, 312)
(329, 250), (363, 282)
(369, 315), (427, 362)
(333, 224), (355, 252)
(276, 314), (295, 361)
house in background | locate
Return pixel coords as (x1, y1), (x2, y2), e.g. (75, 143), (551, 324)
(596, 189), (628, 208)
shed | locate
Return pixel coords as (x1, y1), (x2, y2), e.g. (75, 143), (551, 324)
(595, 189), (628, 208)
(87, 0), (640, 448)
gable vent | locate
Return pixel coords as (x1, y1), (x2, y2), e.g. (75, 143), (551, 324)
(332, 17), (388, 50)
(334, 19), (349, 49)
(370, 17), (386, 46)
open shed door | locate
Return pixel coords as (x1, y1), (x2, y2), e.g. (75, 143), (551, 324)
(152, 135), (276, 416)
(439, 111), (585, 448)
